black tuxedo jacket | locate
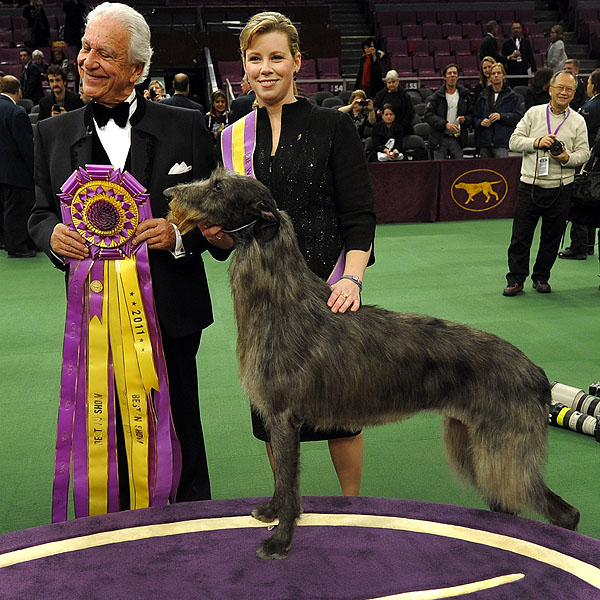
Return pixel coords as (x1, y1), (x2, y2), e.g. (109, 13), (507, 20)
(37, 89), (84, 121)
(0, 94), (34, 189)
(502, 37), (537, 77)
(21, 61), (44, 105)
(29, 97), (226, 338)
(160, 94), (205, 114)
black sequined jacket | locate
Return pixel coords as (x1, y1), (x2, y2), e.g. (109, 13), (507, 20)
(253, 98), (376, 279)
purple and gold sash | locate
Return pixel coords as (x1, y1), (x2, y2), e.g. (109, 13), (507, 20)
(220, 110), (345, 281)
(53, 165), (180, 522)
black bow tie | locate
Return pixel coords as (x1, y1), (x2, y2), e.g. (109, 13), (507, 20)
(92, 101), (130, 128)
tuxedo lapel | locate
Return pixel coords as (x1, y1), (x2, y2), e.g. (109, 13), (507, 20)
(70, 103), (93, 171)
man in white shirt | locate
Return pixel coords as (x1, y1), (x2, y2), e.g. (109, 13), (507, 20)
(29, 2), (231, 506)
(504, 71), (589, 296)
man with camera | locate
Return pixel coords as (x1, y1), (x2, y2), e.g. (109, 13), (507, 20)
(503, 70), (589, 296)
(37, 65), (83, 121)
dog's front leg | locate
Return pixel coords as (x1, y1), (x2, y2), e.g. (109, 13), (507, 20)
(253, 411), (302, 560)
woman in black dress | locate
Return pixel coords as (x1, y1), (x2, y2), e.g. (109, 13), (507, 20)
(217, 11), (376, 495)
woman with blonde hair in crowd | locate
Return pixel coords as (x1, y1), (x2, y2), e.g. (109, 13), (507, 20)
(471, 56), (496, 100)
(216, 10), (375, 496)
(547, 25), (567, 73)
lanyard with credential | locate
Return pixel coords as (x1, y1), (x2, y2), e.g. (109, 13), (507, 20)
(546, 104), (570, 136)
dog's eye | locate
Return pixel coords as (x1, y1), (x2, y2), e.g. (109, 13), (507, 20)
(214, 182), (222, 193)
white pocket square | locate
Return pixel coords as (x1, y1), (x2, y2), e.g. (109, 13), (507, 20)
(168, 162), (192, 175)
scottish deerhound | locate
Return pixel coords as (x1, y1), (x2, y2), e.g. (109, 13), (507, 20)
(166, 168), (580, 560)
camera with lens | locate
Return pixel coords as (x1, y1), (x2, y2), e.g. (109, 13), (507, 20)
(358, 99), (368, 106)
(549, 139), (564, 156)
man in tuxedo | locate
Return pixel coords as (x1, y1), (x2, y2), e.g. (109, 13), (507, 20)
(37, 65), (84, 120)
(479, 21), (505, 64)
(28, 2), (231, 505)
(564, 59), (586, 112)
(160, 72), (204, 113)
(0, 75), (36, 257)
(502, 22), (537, 88)
(19, 47), (44, 104)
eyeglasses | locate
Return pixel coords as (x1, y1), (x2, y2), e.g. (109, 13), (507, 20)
(551, 85), (575, 93)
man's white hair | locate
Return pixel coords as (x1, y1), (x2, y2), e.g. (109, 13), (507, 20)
(85, 2), (153, 82)
(32, 49), (44, 59)
(385, 70), (400, 81)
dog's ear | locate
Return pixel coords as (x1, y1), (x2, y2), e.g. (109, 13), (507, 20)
(251, 199), (280, 243)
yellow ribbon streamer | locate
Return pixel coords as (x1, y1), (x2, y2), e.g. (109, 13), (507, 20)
(87, 263), (109, 516)
(231, 117), (246, 174)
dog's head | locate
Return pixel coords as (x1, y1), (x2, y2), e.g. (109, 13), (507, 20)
(166, 168), (281, 243)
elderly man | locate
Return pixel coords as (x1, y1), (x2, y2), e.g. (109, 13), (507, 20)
(503, 70), (589, 296)
(37, 65), (84, 120)
(28, 2), (229, 506)
(370, 69), (414, 135)
(0, 75), (36, 257)
(160, 72), (204, 113)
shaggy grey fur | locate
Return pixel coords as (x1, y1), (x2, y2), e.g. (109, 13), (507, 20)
(166, 168), (580, 560)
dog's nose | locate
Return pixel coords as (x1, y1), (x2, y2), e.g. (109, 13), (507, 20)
(163, 187), (174, 199)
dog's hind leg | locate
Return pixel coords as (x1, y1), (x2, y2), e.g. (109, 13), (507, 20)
(443, 418), (476, 484)
(541, 486), (580, 530)
(253, 410), (303, 559)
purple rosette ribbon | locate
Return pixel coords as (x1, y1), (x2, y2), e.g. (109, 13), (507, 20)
(53, 164), (178, 522)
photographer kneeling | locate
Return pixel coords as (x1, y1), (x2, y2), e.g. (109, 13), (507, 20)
(503, 70), (589, 296)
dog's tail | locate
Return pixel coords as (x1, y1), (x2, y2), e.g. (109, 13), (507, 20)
(443, 413), (579, 530)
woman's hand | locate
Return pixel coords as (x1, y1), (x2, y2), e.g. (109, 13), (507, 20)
(327, 279), (361, 313)
(198, 223), (234, 249)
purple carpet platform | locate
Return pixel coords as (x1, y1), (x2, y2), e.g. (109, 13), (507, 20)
(1, 496), (599, 599)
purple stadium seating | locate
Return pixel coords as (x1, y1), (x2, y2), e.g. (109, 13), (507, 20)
(386, 38), (408, 56)
(402, 24), (422, 40)
(411, 39), (430, 56)
(441, 23), (461, 39)
(422, 23), (442, 39)
(429, 39), (451, 55)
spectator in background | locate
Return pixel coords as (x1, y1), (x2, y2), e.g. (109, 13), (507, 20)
(229, 75), (255, 122)
(472, 56), (496, 101)
(524, 67), (553, 109)
(502, 21), (537, 88)
(354, 37), (385, 100)
(370, 103), (403, 161)
(338, 88), (372, 141)
(504, 71), (589, 296)
(31, 49), (48, 76)
(19, 48), (44, 104)
(62, 0), (87, 48)
(37, 65), (83, 120)
(546, 25), (567, 73)
(205, 88), (229, 142)
(23, 0), (50, 48)
(479, 21), (504, 64)
(370, 70), (414, 135)
(473, 63), (525, 158)
(51, 42), (78, 84)
(563, 59), (586, 111)
(424, 63), (472, 159)
(160, 73), (204, 113)
(0, 76), (36, 258)
(559, 68), (600, 259)
(144, 79), (166, 102)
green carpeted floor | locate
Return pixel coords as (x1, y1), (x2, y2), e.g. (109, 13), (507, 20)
(1, 218), (598, 539)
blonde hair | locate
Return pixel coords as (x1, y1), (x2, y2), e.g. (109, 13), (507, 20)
(490, 62), (506, 77)
(239, 11), (301, 96)
(240, 11), (300, 59)
(349, 89), (366, 104)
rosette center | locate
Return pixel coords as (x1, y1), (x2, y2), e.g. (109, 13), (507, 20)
(88, 199), (120, 233)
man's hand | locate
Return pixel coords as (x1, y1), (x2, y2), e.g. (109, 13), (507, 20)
(51, 223), (89, 260)
(133, 218), (176, 250)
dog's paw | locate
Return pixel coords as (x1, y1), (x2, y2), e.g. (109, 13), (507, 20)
(252, 502), (279, 523)
(256, 537), (289, 560)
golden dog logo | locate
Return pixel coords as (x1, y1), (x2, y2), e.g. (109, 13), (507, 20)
(451, 169), (508, 212)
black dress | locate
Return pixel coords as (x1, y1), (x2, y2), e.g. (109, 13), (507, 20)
(250, 98), (376, 441)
